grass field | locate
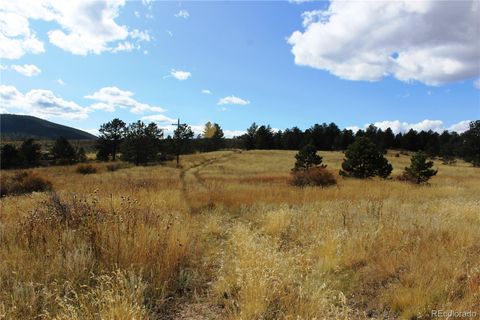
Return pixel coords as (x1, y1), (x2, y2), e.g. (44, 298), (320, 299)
(1, 150), (479, 319)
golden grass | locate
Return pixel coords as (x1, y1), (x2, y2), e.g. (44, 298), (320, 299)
(0, 150), (479, 319)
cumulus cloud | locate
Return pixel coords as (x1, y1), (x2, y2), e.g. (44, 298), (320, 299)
(201, 89), (212, 94)
(349, 119), (472, 134)
(174, 10), (190, 19)
(217, 96), (250, 105)
(1, 0), (150, 58)
(288, 1), (480, 85)
(223, 129), (246, 138)
(170, 69), (191, 81)
(85, 86), (165, 114)
(10, 64), (41, 76)
(57, 78), (65, 85)
(141, 114), (176, 124)
(0, 84), (89, 119)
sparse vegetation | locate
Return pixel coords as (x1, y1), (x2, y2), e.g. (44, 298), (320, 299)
(75, 163), (97, 175)
(0, 150), (479, 319)
(0, 171), (52, 196)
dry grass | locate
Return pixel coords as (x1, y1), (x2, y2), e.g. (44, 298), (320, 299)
(0, 150), (479, 319)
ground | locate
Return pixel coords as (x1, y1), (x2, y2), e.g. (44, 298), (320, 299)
(0, 150), (479, 319)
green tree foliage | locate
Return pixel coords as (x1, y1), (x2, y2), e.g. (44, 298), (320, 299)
(121, 121), (163, 165)
(19, 138), (41, 167)
(51, 137), (77, 164)
(293, 144), (326, 172)
(461, 120), (480, 167)
(0, 144), (20, 169)
(243, 122), (258, 150)
(255, 125), (275, 149)
(402, 151), (437, 184)
(174, 123), (194, 154)
(339, 137), (393, 179)
(96, 118), (126, 161)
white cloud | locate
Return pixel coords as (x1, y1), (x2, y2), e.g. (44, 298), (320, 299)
(352, 119), (472, 134)
(0, 84), (89, 120)
(130, 29), (151, 42)
(57, 78), (65, 85)
(0, 64), (7, 70)
(174, 10), (189, 19)
(288, 1), (480, 85)
(201, 89), (211, 94)
(85, 86), (165, 114)
(0, 10), (45, 59)
(217, 96), (250, 105)
(170, 69), (191, 80)
(447, 120), (471, 133)
(1, 0), (150, 58)
(223, 130), (246, 138)
(474, 79), (480, 90)
(11, 64), (41, 76)
(141, 114), (176, 124)
(112, 41), (138, 53)
(134, 11), (140, 18)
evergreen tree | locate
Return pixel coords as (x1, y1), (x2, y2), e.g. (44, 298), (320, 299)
(0, 144), (20, 169)
(293, 144), (326, 171)
(460, 120), (480, 167)
(96, 118), (126, 161)
(51, 137), (77, 164)
(403, 151), (438, 184)
(121, 121), (163, 165)
(19, 138), (41, 167)
(339, 137), (392, 178)
(243, 122), (258, 150)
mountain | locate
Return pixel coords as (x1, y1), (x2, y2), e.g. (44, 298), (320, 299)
(0, 114), (97, 140)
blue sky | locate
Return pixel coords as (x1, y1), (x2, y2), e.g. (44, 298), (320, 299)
(1, 0), (479, 136)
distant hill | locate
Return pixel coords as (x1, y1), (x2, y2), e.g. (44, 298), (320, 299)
(0, 114), (97, 140)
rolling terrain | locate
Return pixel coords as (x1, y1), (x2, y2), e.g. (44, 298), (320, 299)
(0, 150), (479, 319)
(0, 114), (97, 140)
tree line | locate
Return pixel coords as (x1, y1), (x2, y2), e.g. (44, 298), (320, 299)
(238, 120), (480, 166)
(1, 119), (478, 169)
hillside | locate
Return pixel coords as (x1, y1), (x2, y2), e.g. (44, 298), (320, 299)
(0, 114), (96, 140)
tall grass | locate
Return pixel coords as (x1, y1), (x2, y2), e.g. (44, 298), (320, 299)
(0, 150), (478, 318)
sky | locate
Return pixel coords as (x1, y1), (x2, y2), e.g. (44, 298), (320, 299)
(0, 0), (479, 137)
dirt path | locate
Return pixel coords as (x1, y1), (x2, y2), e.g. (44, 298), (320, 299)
(179, 151), (239, 213)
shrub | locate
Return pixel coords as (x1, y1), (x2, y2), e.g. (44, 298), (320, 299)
(105, 163), (126, 171)
(339, 137), (392, 179)
(0, 171), (53, 196)
(76, 164), (97, 175)
(400, 151), (437, 184)
(290, 167), (336, 187)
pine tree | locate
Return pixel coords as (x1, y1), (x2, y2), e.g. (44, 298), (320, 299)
(403, 151), (437, 184)
(339, 137), (392, 178)
(293, 144), (325, 171)
(51, 137), (77, 164)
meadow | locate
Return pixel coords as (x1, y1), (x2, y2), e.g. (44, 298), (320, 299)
(0, 150), (479, 319)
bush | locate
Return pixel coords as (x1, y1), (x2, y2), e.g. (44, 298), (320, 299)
(76, 164), (97, 175)
(0, 171), (53, 196)
(290, 167), (337, 187)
